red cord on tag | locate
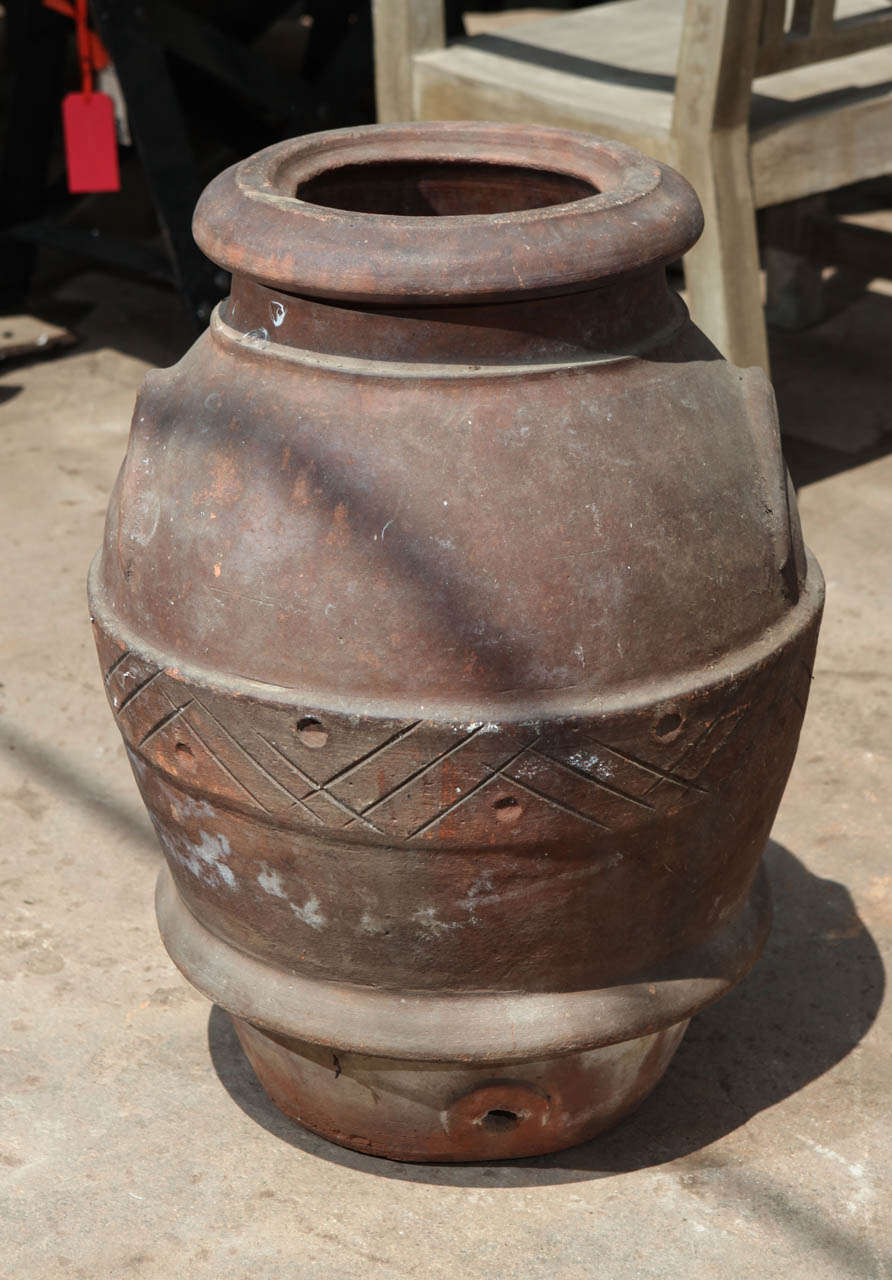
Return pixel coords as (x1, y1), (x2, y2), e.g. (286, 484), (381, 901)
(43, 0), (110, 70)
(60, 0), (120, 193)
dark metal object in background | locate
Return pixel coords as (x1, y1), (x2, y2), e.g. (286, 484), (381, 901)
(88, 0), (225, 324)
(89, 123), (824, 1161)
(0, 0), (70, 307)
(0, 1), (373, 327)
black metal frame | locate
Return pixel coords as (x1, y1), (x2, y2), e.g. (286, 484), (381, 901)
(0, 0), (321, 327)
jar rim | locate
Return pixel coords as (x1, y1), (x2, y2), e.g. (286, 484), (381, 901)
(194, 122), (703, 305)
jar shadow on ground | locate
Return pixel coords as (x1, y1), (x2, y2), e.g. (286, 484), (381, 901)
(206, 838), (884, 1187)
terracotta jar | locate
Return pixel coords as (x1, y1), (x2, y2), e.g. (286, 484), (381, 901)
(90, 123), (823, 1162)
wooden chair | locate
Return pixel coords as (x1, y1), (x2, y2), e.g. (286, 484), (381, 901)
(372, 0), (892, 370)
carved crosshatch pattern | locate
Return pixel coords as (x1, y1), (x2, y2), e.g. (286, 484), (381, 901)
(97, 624), (815, 846)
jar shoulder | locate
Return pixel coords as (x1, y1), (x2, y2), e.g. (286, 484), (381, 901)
(96, 329), (813, 701)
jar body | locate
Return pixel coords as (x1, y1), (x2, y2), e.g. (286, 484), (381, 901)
(90, 125), (823, 1160)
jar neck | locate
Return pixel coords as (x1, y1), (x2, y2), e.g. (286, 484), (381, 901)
(224, 269), (685, 367)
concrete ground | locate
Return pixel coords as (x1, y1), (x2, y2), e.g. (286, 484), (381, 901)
(1, 266), (889, 1280)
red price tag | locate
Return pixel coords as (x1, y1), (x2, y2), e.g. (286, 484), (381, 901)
(62, 90), (121, 193)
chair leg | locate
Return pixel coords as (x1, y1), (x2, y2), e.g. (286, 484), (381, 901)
(371, 0), (445, 122)
(764, 196), (827, 331)
(677, 130), (770, 372)
(764, 245), (826, 331)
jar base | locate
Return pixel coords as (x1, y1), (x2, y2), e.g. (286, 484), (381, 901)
(231, 1014), (690, 1163)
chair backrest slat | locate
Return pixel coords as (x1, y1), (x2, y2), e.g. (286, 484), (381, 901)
(755, 1), (892, 75)
(761, 0), (788, 47)
(811, 0), (838, 36)
(791, 0), (815, 35)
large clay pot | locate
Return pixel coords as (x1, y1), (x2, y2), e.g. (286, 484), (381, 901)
(89, 123), (823, 1162)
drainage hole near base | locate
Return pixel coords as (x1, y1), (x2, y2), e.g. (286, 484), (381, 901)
(449, 1082), (549, 1135)
(480, 1108), (520, 1132)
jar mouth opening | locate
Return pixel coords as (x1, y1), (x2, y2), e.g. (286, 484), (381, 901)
(295, 159), (600, 218)
(194, 123), (703, 303)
